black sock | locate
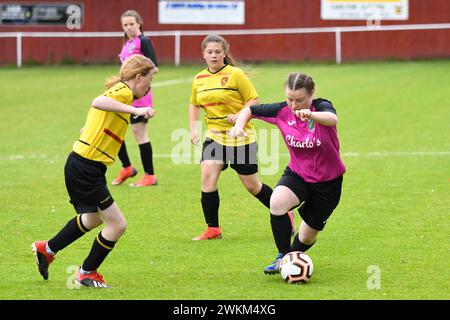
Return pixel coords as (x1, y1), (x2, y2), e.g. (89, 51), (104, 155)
(291, 233), (316, 252)
(82, 232), (116, 272)
(47, 215), (90, 253)
(270, 213), (292, 255)
(139, 142), (154, 175)
(254, 183), (272, 209)
(118, 142), (131, 168)
(201, 190), (220, 227)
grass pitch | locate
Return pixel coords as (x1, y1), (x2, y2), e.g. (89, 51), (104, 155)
(0, 60), (449, 300)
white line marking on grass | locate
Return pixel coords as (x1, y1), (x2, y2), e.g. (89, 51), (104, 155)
(0, 154), (49, 160)
(342, 151), (450, 157)
(151, 77), (192, 88)
(153, 151), (450, 158)
(1, 151), (449, 161)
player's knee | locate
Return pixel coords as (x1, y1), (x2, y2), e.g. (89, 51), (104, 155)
(114, 220), (128, 236)
(201, 175), (218, 191)
(270, 198), (288, 216)
(299, 233), (316, 245)
(131, 125), (140, 136)
(298, 224), (318, 245)
(245, 182), (261, 196)
(132, 126), (148, 143)
(81, 214), (102, 230)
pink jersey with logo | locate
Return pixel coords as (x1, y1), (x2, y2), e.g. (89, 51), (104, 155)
(119, 35), (153, 107)
(251, 99), (346, 183)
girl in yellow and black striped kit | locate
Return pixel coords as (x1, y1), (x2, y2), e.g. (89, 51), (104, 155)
(189, 35), (295, 241)
(32, 55), (157, 288)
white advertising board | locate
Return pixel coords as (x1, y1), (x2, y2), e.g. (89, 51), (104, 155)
(158, 1), (245, 24)
(321, 0), (409, 20)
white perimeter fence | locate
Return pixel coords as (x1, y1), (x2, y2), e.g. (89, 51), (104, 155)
(1, 23), (450, 67)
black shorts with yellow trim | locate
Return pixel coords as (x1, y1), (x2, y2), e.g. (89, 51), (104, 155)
(201, 138), (258, 175)
(64, 152), (114, 214)
(276, 166), (343, 231)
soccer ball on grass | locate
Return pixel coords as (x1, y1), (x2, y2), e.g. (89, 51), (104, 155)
(280, 251), (314, 284)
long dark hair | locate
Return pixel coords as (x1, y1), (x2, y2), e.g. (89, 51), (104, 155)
(121, 10), (144, 43)
(201, 34), (236, 66)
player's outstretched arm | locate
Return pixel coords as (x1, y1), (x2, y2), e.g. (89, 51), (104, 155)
(229, 107), (252, 138)
(134, 107), (155, 119)
(91, 96), (155, 118)
(92, 96), (136, 114)
(295, 109), (338, 126)
(227, 98), (260, 124)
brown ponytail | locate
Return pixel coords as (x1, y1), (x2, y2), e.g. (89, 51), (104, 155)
(285, 73), (315, 95)
(201, 34), (236, 66)
(120, 10), (144, 43)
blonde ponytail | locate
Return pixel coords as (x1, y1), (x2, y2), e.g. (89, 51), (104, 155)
(106, 55), (156, 89)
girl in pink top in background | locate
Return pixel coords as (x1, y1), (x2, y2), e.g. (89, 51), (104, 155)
(230, 72), (345, 274)
(112, 10), (159, 187)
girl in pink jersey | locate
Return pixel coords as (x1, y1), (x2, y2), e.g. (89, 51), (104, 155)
(230, 73), (345, 274)
(112, 10), (159, 187)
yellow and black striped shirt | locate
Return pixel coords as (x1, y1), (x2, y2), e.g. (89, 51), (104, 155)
(190, 64), (258, 146)
(73, 82), (133, 165)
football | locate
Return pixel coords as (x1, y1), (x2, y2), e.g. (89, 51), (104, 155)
(280, 251), (314, 284)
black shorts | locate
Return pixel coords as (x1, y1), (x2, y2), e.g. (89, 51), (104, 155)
(64, 152), (114, 214)
(201, 138), (258, 175)
(276, 166), (343, 231)
(130, 114), (149, 124)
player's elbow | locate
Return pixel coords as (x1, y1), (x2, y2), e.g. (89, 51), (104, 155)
(331, 115), (338, 126)
(91, 96), (102, 108)
(324, 113), (338, 126)
(91, 96), (107, 110)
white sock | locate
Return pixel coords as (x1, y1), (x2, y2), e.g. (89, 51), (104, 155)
(79, 267), (93, 275)
(46, 243), (55, 255)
